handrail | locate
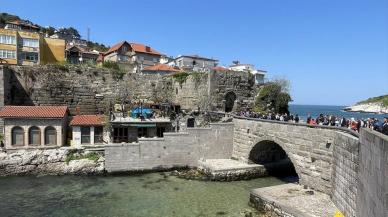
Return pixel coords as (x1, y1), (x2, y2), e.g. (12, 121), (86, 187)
(207, 111), (360, 138)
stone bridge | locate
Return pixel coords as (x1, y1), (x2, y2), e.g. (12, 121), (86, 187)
(231, 116), (387, 217)
(105, 112), (387, 217)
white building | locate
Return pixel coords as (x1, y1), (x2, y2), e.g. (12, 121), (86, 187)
(172, 55), (218, 72)
(70, 115), (107, 147)
(228, 63), (266, 85)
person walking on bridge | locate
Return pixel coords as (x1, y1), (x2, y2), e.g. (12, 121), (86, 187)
(383, 117), (388, 136)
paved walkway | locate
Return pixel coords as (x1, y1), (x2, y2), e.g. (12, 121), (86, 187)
(251, 183), (337, 217)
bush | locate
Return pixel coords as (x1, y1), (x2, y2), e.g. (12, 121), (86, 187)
(102, 61), (120, 70)
(171, 72), (190, 85)
(65, 151), (100, 165)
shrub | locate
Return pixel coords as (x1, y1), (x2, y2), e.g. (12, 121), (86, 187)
(65, 151), (100, 164)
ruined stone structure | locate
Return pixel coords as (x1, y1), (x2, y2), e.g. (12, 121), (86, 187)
(0, 65), (256, 115)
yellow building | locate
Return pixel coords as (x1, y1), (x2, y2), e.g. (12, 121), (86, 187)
(40, 37), (65, 64)
(0, 28), (65, 65)
(0, 29), (18, 65)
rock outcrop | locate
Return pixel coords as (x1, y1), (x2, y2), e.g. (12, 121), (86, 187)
(344, 103), (388, 114)
(0, 148), (104, 176)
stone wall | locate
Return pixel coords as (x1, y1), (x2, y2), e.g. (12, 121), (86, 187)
(357, 129), (388, 217)
(331, 132), (359, 217)
(232, 118), (336, 194)
(104, 123), (233, 172)
(0, 65), (256, 115)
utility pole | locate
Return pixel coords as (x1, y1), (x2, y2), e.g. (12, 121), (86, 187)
(87, 27), (90, 42)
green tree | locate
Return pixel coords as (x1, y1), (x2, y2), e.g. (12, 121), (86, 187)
(254, 78), (292, 114)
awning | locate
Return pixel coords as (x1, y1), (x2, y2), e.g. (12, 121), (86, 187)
(129, 123), (156, 128)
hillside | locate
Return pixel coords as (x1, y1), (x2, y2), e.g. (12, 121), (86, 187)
(356, 95), (388, 107)
(345, 95), (388, 114)
(0, 12), (109, 52)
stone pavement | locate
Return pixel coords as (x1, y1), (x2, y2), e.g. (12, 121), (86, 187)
(250, 183), (337, 217)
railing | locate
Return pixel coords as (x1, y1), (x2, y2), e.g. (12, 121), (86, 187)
(207, 111), (360, 138)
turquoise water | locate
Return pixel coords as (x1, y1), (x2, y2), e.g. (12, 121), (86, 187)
(289, 104), (386, 121)
(0, 173), (285, 217)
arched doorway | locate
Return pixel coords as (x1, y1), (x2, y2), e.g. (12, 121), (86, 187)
(224, 92), (236, 112)
(249, 140), (298, 179)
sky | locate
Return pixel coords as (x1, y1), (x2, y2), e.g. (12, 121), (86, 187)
(1, 0), (387, 106)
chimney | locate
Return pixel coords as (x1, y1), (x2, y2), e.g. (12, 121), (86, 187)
(145, 46), (151, 52)
(75, 106), (81, 115)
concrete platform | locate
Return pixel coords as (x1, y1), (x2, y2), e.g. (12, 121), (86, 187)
(250, 183), (337, 217)
(198, 159), (267, 181)
(199, 159), (263, 172)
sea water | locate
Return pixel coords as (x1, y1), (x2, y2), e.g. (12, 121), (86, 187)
(289, 104), (386, 121)
(0, 173), (285, 217)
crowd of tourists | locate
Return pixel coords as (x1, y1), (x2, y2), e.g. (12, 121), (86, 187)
(236, 110), (388, 135)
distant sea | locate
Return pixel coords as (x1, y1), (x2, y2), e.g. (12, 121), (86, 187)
(289, 104), (386, 121)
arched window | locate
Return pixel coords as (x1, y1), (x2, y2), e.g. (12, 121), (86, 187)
(11, 126), (24, 146)
(29, 126), (41, 146)
(45, 126), (57, 145)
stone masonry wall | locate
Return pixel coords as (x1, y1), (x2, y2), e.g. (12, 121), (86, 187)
(0, 66), (256, 115)
(331, 132), (359, 217)
(357, 129), (388, 217)
(104, 123), (234, 172)
(232, 118), (338, 194)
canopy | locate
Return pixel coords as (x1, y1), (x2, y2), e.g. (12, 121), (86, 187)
(131, 107), (153, 118)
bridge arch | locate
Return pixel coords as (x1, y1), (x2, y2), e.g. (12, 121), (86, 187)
(248, 137), (300, 179)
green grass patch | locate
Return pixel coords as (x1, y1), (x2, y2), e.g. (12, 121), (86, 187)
(65, 151), (100, 165)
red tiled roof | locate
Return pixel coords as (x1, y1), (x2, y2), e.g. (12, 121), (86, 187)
(213, 66), (229, 72)
(130, 43), (162, 56)
(104, 41), (162, 56)
(143, 64), (180, 72)
(105, 41), (129, 56)
(0, 106), (68, 119)
(70, 115), (105, 126)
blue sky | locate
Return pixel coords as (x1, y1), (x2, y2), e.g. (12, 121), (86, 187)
(2, 0), (387, 106)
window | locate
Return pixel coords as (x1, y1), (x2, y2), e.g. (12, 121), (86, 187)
(81, 127), (91, 144)
(138, 127), (147, 138)
(28, 126), (41, 145)
(11, 126), (24, 146)
(113, 127), (128, 143)
(156, 127), (165, 137)
(0, 35), (16, 45)
(0, 49), (16, 59)
(22, 38), (39, 47)
(45, 126), (57, 145)
(94, 126), (103, 144)
(23, 52), (38, 62)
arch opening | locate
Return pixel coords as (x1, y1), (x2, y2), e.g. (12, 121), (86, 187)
(224, 92), (236, 113)
(249, 140), (298, 180)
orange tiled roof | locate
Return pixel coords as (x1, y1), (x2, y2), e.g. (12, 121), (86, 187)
(105, 41), (129, 55)
(0, 106), (68, 119)
(70, 115), (105, 126)
(213, 66), (229, 72)
(130, 43), (162, 56)
(104, 41), (162, 56)
(143, 64), (180, 72)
